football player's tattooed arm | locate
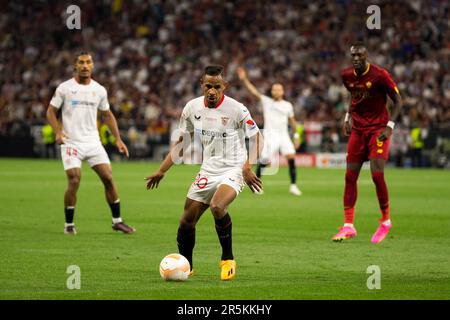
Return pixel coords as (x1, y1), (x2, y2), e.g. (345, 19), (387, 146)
(145, 135), (187, 190)
(100, 109), (129, 157)
(46, 105), (65, 144)
(243, 131), (264, 193)
(236, 67), (262, 101)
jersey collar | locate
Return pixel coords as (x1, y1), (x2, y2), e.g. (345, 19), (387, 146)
(204, 94), (225, 109)
(353, 63), (371, 76)
(74, 76), (92, 85)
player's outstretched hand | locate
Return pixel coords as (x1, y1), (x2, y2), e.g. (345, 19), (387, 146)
(116, 139), (129, 157)
(377, 126), (393, 142)
(55, 132), (67, 145)
(243, 167), (263, 193)
(236, 67), (247, 80)
(343, 122), (351, 136)
(145, 171), (165, 190)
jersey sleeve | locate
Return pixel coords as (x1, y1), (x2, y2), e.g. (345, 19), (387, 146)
(288, 102), (294, 118)
(179, 103), (194, 134)
(49, 85), (64, 109)
(340, 71), (350, 91)
(98, 87), (110, 111)
(380, 69), (400, 100)
(238, 105), (259, 138)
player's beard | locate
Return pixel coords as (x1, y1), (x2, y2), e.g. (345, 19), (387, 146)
(206, 95), (219, 108)
(78, 71), (91, 83)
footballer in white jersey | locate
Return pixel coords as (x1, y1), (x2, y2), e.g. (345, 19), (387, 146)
(47, 52), (135, 235)
(237, 67), (302, 196)
(146, 65), (264, 281)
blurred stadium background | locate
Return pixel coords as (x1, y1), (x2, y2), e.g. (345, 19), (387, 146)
(0, 0), (449, 168)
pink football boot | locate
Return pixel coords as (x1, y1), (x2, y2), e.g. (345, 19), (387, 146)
(332, 226), (357, 242)
(371, 222), (392, 244)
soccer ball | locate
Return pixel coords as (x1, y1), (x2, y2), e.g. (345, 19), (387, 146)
(159, 253), (191, 281)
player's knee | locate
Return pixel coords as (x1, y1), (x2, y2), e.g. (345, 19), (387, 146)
(101, 175), (114, 189)
(210, 202), (226, 218)
(179, 217), (196, 230)
(371, 171), (384, 184)
(345, 170), (358, 184)
(68, 175), (81, 188)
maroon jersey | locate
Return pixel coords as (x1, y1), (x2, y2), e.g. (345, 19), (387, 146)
(341, 63), (399, 132)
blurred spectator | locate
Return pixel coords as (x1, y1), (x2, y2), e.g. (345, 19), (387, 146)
(410, 124), (426, 168)
(321, 126), (339, 153)
(41, 123), (56, 159)
(0, 0), (448, 165)
(390, 127), (410, 167)
(99, 120), (116, 158)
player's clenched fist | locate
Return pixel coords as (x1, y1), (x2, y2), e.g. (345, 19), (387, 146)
(377, 126), (393, 142)
(145, 171), (165, 190)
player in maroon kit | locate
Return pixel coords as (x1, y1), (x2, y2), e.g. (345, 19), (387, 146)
(332, 43), (403, 244)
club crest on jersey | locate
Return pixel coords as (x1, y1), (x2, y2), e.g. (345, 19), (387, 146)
(366, 81), (372, 89)
(221, 117), (229, 126)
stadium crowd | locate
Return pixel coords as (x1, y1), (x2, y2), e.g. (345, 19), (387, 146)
(0, 0), (449, 166)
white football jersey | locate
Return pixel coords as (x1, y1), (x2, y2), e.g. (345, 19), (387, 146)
(260, 95), (294, 134)
(50, 78), (109, 145)
(179, 95), (260, 174)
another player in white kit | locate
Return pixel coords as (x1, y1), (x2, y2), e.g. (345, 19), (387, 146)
(237, 67), (302, 196)
(46, 52), (135, 235)
(145, 66), (263, 280)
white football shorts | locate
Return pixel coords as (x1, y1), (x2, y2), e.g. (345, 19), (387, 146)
(61, 142), (110, 171)
(186, 169), (245, 205)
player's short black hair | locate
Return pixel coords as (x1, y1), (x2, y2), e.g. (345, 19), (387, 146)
(350, 41), (366, 49)
(74, 51), (92, 63)
(204, 65), (224, 77)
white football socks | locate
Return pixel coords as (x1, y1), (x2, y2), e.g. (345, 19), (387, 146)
(112, 217), (123, 224)
(344, 223), (354, 228)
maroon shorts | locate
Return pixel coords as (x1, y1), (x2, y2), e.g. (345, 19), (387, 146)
(346, 129), (390, 163)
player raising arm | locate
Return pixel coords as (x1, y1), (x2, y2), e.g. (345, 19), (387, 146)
(237, 67), (301, 196)
(146, 65), (263, 280)
(333, 42), (403, 244)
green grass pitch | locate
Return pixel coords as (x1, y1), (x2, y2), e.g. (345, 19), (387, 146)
(0, 158), (449, 299)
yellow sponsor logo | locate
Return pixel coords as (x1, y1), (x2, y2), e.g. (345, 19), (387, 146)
(377, 149), (383, 154)
(376, 139), (383, 147)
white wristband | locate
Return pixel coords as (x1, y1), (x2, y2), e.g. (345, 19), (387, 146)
(344, 112), (350, 122)
(387, 121), (395, 129)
